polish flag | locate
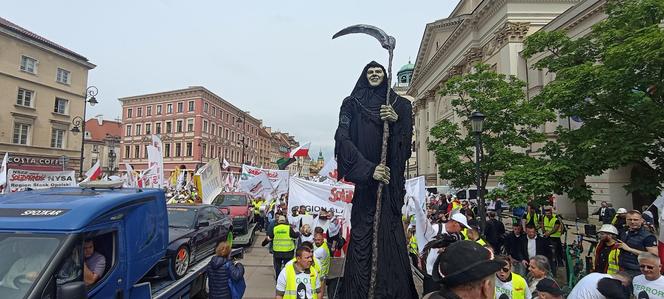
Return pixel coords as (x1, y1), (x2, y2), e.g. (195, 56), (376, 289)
(288, 142), (310, 158)
(222, 158), (230, 170)
(81, 160), (102, 183)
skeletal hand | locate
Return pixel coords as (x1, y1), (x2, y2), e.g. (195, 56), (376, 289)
(380, 105), (398, 122)
(372, 164), (390, 184)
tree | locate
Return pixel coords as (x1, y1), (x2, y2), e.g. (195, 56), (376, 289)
(521, 0), (664, 201)
(428, 64), (555, 203)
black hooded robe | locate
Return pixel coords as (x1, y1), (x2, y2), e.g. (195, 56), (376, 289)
(335, 61), (417, 299)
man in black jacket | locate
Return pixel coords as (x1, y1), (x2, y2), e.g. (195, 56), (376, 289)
(504, 223), (527, 276)
(484, 211), (505, 252)
(592, 201), (616, 225)
(521, 223), (554, 270)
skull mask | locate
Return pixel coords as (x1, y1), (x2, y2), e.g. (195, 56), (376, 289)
(366, 67), (385, 87)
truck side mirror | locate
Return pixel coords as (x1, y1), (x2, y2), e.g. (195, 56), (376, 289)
(57, 281), (86, 299)
(198, 221), (210, 227)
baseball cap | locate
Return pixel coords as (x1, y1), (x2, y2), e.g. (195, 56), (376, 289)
(450, 213), (470, 229)
(598, 224), (619, 235)
(432, 240), (505, 287)
(536, 278), (564, 296)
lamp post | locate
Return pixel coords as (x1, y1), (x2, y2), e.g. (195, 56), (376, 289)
(105, 134), (120, 176)
(470, 111), (486, 233)
(235, 112), (248, 165)
(70, 86), (99, 179)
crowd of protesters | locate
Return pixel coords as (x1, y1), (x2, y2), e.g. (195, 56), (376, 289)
(404, 192), (664, 299)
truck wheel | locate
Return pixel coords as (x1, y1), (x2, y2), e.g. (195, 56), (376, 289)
(172, 245), (190, 279)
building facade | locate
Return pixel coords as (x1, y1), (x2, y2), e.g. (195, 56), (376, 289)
(83, 116), (122, 176)
(409, 0), (582, 187)
(118, 86), (267, 173)
(409, 0), (637, 218)
(394, 61), (418, 179)
(0, 17), (95, 174)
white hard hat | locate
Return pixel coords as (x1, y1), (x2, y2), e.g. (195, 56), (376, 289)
(450, 213), (470, 229)
(598, 224), (618, 235)
(617, 208), (628, 214)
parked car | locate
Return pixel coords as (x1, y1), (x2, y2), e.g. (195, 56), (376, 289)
(211, 192), (254, 234)
(149, 204), (232, 279)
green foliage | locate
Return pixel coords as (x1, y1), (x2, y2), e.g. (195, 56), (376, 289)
(521, 0), (664, 201)
(427, 64), (555, 205)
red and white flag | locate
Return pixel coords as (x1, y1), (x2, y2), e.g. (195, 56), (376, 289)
(222, 158), (230, 170)
(288, 141), (310, 158)
(81, 160), (102, 183)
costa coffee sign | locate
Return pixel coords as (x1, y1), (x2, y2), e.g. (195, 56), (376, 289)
(7, 155), (64, 166)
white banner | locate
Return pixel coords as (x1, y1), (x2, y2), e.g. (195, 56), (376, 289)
(194, 159), (224, 204)
(239, 172), (273, 198)
(241, 165), (289, 195)
(403, 176), (426, 221)
(7, 169), (76, 191)
(318, 157), (337, 178)
(147, 145), (163, 188)
(287, 177), (354, 226)
(149, 135), (164, 187)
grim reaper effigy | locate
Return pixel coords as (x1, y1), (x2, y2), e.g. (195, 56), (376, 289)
(333, 24), (417, 299)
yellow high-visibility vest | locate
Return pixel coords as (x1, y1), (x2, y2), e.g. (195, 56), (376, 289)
(273, 224), (295, 252)
(283, 262), (318, 299)
(409, 235), (418, 255)
(543, 215), (561, 238)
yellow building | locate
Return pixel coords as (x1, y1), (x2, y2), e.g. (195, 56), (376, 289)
(410, 0), (637, 217)
(0, 17), (95, 174)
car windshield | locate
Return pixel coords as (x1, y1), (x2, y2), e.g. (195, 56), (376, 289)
(0, 234), (63, 298)
(167, 207), (197, 228)
(214, 195), (246, 206)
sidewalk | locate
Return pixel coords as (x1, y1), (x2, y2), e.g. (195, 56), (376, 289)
(241, 231), (277, 299)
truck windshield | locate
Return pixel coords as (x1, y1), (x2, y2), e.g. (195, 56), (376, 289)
(0, 234), (63, 297)
(214, 195), (246, 206)
(167, 208), (196, 228)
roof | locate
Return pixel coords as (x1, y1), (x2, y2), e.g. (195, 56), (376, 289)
(0, 187), (164, 232)
(85, 118), (122, 142)
(0, 16), (90, 63)
(398, 62), (415, 74)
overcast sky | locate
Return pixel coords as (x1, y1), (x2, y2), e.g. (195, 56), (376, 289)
(5, 0), (459, 160)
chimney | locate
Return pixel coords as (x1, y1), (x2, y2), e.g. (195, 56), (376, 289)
(96, 114), (104, 125)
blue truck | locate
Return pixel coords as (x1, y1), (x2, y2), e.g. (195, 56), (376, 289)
(0, 184), (233, 299)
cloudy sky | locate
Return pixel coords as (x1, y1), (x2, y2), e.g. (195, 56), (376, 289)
(5, 0), (459, 160)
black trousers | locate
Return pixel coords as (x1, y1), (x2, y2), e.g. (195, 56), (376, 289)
(550, 237), (564, 266)
(273, 255), (292, 279)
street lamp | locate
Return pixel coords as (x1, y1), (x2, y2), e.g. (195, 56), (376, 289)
(470, 111), (486, 233)
(70, 86), (99, 179)
(105, 134), (120, 176)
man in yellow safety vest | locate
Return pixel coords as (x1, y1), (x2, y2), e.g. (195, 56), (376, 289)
(276, 246), (323, 299)
(541, 206), (563, 267)
(495, 255), (530, 299)
(594, 224), (621, 274)
(268, 215), (300, 278)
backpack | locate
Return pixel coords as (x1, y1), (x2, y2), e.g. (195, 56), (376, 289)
(225, 261), (246, 299)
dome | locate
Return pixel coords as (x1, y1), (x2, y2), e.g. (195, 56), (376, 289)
(398, 62), (415, 74)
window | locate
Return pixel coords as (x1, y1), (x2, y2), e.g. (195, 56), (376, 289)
(211, 123), (216, 136)
(20, 56), (38, 73)
(127, 108), (133, 118)
(212, 106), (216, 116)
(203, 120), (208, 133)
(54, 98), (68, 114)
(146, 106), (152, 116)
(124, 145), (130, 158)
(137, 107), (143, 117)
(187, 119), (194, 132)
(202, 143), (207, 157)
(145, 123), (152, 135)
(16, 88), (34, 107)
(156, 105), (162, 115)
(225, 113), (229, 122)
(51, 128), (65, 148)
(204, 103), (209, 113)
(177, 102), (183, 113)
(186, 142), (193, 157)
(134, 145), (140, 159)
(144, 145), (148, 159)
(165, 143), (171, 158)
(166, 121), (172, 133)
(126, 125), (132, 137)
(13, 122), (30, 145)
(156, 122), (162, 134)
(56, 68), (70, 84)
(225, 129), (229, 139)
(176, 120), (183, 133)
(92, 145), (99, 153)
(188, 101), (195, 112)
(167, 104), (173, 114)
(135, 124), (142, 135)
(175, 143), (182, 157)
